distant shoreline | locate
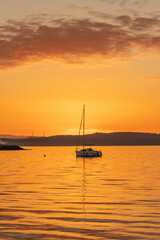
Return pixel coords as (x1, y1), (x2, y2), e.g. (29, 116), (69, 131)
(0, 132), (160, 146)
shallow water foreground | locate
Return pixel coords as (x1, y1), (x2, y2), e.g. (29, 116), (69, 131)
(0, 146), (160, 240)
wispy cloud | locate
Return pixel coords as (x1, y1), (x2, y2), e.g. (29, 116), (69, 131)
(143, 77), (160, 80)
(88, 10), (111, 20)
(99, 0), (127, 6)
(99, 0), (148, 7)
(116, 15), (160, 30)
(0, 14), (160, 69)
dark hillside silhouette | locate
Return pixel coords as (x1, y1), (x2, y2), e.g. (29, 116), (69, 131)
(1, 132), (160, 146)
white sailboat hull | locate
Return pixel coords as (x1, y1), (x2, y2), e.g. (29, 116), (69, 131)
(76, 148), (102, 157)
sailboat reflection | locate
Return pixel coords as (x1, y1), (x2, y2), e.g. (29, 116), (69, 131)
(82, 158), (86, 224)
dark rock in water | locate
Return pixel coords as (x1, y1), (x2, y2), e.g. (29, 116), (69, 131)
(0, 145), (24, 151)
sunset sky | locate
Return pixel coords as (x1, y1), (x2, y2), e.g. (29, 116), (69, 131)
(0, 0), (160, 136)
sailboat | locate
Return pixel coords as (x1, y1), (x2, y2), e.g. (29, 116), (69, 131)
(76, 105), (102, 157)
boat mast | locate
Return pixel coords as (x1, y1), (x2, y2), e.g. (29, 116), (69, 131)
(83, 104), (85, 150)
(76, 105), (84, 151)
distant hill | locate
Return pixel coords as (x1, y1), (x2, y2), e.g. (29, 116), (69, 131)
(0, 134), (19, 138)
(0, 132), (160, 146)
(0, 134), (28, 139)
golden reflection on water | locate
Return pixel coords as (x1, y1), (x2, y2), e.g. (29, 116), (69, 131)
(0, 146), (160, 239)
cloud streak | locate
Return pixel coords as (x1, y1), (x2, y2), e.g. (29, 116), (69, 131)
(143, 77), (160, 81)
(0, 15), (160, 69)
(99, 0), (148, 7)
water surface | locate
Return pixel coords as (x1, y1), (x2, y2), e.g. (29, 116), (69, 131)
(0, 146), (160, 239)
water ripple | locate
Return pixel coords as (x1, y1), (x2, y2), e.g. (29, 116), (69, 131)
(0, 146), (160, 240)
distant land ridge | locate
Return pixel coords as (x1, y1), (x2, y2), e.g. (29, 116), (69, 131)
(0, 145), (24, 151)
(0, 132), (160, 146)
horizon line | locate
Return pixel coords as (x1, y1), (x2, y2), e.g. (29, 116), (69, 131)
(0, 131), (159, 139)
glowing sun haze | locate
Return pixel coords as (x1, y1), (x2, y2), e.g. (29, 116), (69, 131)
(0, 0), (160, 136)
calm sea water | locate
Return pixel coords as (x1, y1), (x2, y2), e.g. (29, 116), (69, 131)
(0, 146), (160, 240)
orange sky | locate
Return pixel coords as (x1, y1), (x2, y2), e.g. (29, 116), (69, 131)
(0, 0), (160, 136)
